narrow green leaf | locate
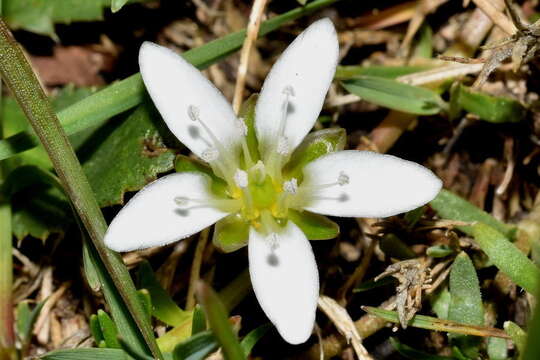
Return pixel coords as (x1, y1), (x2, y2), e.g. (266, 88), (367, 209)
(404, 206), (425, 229)
(97, 310), (121, 349)
(15, 300), (45, 345)
(448, 252), (484, 326)
(0, 0), (341, 162)
(138, 261), (190, 327)
(451, 83), (526, 123)
(173, 331), (218, 360)
(89, 314), (104, 347)
(156, 313), (194, 353)
(431, 288), (451, 320)
(341, 76), (445, 115)
(118, 337), (155, 360)
(353, 276), (396, 293)
(238, 94), (260, 164)
(412, 22), (433, 59)
(524, 292), (540, 360)
(390, 338), (455, 360)
(40, 348), (129, 360)
(240, 324), (271, 356)
(430, 189), (515, 238)
(448, 252), (484, 358)
(191, 305), (207, 336)
(471, 223), (540, 294)
(427, 245), (455, 258)
(196, 282), (245, 360)
(362, 306), (509, 339)
(335, 65), (431, 80)
(504, 321), (526, 356)
(288, 210), (339, 240)
(83, 240), (101, 291)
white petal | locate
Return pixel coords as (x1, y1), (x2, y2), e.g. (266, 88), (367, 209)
(255, 18), (339, 159)
(139, 42), (241, 161)
(301, 150), (442, 218)
(104, 173), (228, 252)
(248, 222), (319, 344)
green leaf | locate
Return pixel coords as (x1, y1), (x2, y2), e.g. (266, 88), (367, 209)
(504, 321), (526, 356)
(448, 253), (484, 326)
(431, 288), (451, 320)
(173, 331), (218, 360)
(15, 300), (45, 346)
(448, 252), (484, 358)
(0, 0), (340, 162)
(83, 240), (101, 292)
(427, 245), (456, 258)
(362, 306), (509, 339)
(353, 276), (396, 293)
(89, 314), (104, 347)
(138, 261), (191, 327)
(450, 83), (526, 123)
(111, 0), (129, 12)
(3, 0), (110, 39)
(430, 189), (516, 239)
(404, 206), (425, 229)
(156, 314), (194, 353)
(379, 233), (415, 259)
(335, 65), (431, 80)
(283, 128), (346, 179)
(487, 337), (508, 360)
(288, 210), (339, 240)
(83, 103), (176, 207)
(471, 223), (540, 294)
(40, 348), (129, 360)
(196, 282), (245, 360)
(412, 22), (433, 59)
(97, 310), (121, 349)
(524, 293), (540, 360)
(240, 324), (271, 356)
(191, 305), (207, 336)
(341, 76), (445, 115)
(390, 338), (455, 360)
(212, 214), (250, 253)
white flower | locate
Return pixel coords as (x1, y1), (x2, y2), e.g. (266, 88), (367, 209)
(104, 19), (442, 345)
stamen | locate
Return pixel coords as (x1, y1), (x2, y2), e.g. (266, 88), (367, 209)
(338, 171), (349, 186)
(186, 105), (237, 182)
(174, 196), (241, 213)
(234, 169), (249, 188)
(235, 117), (248, 136)
(201, 148), (219, 162)
(277, 136), (289, 155)
(299, 171), (351, 196)
(283, 178), (298, 194)
(251, 161), (266, 184)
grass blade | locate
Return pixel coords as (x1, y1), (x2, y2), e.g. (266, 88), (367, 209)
(196, 282), (245, 360)
(362, 306), (509, 339)
(0, 0), (341, 162)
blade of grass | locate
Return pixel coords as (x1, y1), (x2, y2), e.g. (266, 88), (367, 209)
(0, 20), (160, 358)
(362, 306), (510, 339)
(0, 0), (341, 162)
(196, 281), (245, 360)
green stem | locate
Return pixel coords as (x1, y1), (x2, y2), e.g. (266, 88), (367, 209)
(0, 0), (341, 161)
(0, 21), (162, 359)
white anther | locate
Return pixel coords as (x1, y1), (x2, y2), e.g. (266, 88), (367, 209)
(187, 105), (200, 122)
(283, 178), (298, 194)
(282, 85), (295, 97)
(268, 233), (279, 249)
(174, 196), (189, 206)
(234, 169), (249, 188)
(201, 148), (219, 162)
(338, 171), (349, 186)
(277, 136), (289, 155)
(235, 118), (248, 136)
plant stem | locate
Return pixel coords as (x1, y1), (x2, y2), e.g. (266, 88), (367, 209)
(0, 21), (162, 359)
